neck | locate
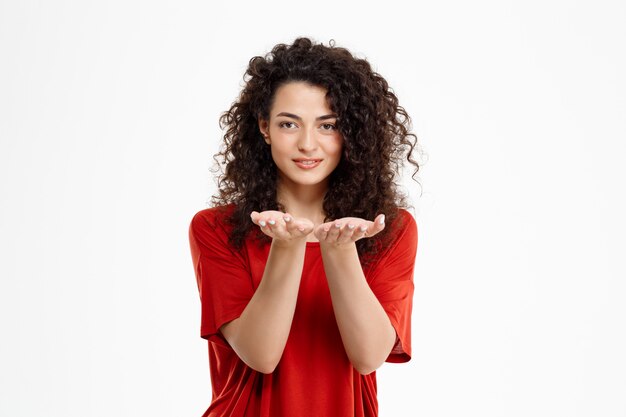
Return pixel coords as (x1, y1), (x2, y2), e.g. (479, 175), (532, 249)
(276, 179), (328, 226)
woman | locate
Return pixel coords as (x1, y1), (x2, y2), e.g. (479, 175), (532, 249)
(189, 37), (421, 417)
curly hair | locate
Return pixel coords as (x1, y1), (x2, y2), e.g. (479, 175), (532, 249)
(211, 37), (421, 264)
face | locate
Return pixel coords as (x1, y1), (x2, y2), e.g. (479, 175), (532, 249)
(258, 81), (343, 192)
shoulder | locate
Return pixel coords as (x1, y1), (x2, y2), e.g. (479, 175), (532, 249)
(396, 208), (416, 226)
(379, 208), (418, 259)
(389, 208), (417, 241)
(366, 208), (417, 263)
(363, 208), (417, 277)
(190, 204), (236, 231)
(189, 204), (237, 246)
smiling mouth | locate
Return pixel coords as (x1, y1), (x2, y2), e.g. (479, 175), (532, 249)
(293, 159), (322, 169)
(293, 159), (322, 165)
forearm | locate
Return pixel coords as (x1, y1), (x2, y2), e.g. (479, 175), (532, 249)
(222, 239), (306, 373)
(320, 243), (396, 375)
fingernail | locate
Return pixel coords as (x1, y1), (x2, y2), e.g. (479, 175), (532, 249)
(335, 222), (342, 228)
(268, 219), (276, 225)
(378, 215), (385, 225)
(259, 220), (266, 227)
(283, 216), (291, 222)
(347, 224), (355, 230)
(324, 226), (330, 232)
(298, 226), (305, 232)
(359, 226), (367, 232)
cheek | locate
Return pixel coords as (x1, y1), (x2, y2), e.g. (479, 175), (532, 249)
(269, 147), (282, 166)
(270, 146), (293, 171)
(269, 142), (286, 157)
(331, 141), (344, 159)
(327, 144), (343, 170)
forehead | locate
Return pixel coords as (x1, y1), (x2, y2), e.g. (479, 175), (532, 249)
(271, 82), (332, 115)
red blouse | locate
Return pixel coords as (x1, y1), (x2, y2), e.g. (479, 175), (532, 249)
(188, 205), (417, 417)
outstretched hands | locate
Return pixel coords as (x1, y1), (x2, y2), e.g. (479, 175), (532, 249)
(250, 211), (314, 243)
(250, 210), (385, 246)
(313, 214), (385, 245)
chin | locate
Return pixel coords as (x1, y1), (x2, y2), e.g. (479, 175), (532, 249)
(280, 174), (331, 188)
(294, 179), (327, 186)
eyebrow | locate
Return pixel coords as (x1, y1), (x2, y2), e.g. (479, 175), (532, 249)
(275, 112), (338, 121)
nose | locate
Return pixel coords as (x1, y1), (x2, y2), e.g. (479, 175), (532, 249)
(297, 128), (318, 153)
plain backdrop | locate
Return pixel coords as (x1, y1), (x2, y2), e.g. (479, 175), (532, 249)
(1, 1), (625, 416)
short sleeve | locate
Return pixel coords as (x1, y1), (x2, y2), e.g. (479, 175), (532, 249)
(188, 209), (255, 345)
(367, 209), (417, 363)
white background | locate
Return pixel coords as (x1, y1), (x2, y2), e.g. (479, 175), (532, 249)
(1, 1), (625, 416)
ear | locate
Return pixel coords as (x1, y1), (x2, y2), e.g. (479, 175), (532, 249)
(258, 118), (271, 144)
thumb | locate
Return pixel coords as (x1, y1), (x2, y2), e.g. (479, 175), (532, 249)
(372, 214), (386, 233)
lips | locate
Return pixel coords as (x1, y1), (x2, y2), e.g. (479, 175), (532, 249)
(293, 159), (322, 169)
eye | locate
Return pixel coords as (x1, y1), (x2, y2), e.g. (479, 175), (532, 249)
(279, 121), (297, 129)
(321, 123), (336, 131)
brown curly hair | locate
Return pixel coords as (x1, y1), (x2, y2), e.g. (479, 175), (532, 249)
(210, 37), (421, 263)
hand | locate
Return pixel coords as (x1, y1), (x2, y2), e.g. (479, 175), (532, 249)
(250, 210), (314, 243)
(314, 214), (386, 247)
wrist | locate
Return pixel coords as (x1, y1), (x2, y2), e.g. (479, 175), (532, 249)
(271, 236), (308, 250)
(319, 240), (358, 254)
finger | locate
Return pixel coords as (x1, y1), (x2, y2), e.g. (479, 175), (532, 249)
(337, 223), (356, 244)
(375, 214), (386, 231)
(282, 213), (300, 234)
(255, 213), (273, 231)
(325, 220), (342, 241)
(252, 211), (281, 228)
(252, 216), (276, 239)
(316, 223), (331, 241)
(264, 215), (288, 238)
(353, 224), (368, 241)
(272, 215), (302, 236)
(367, 214), (386, 237)
(294, 221), (311, 234)
(279, 213), (297, 236)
